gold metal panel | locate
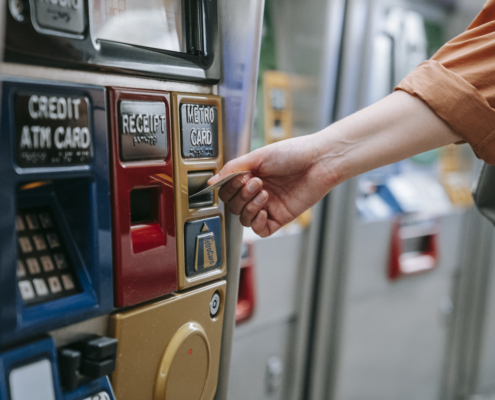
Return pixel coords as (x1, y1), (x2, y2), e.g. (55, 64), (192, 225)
(110, 280), (226, 400)
(171, 93), (226, 290)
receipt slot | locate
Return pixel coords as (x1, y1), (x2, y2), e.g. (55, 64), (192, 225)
(0, 78), (113, 345)
(172, 93), (226, 290)
(108, 88), (177, 307)
(110, 281), (226, 400)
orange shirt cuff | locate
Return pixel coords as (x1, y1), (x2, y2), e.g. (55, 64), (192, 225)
(395, 60), (495, 165)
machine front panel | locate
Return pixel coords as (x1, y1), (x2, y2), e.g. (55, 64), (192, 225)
(0, 78), (113, 345)
(108, 87), (177, 308)
(0, 0), (255, 396)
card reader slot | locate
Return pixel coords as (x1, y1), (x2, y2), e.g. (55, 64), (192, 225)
(188, 171), (214, 209)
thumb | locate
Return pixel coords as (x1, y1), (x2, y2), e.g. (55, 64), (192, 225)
(208, 152), (258, 185)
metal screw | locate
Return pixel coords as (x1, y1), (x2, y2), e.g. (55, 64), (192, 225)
(210, 291), (221, 318)
(9, 0), (28, 22)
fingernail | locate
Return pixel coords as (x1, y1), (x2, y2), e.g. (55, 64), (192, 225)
(209, 174), (219, 183)
(254, 191), (267, 205)
(232, 177), (245, 189)
(247, 179), (261, 193)
(255, 210), (265, 222)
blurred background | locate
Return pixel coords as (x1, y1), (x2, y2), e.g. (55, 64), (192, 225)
(226, 0), (495, 399)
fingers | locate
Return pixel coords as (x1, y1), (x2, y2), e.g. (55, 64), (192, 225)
(239, 190), (268, 227)
(227, 177), (263, 215)
(251, 210), (270, 237)
(218, 173), (254, 203)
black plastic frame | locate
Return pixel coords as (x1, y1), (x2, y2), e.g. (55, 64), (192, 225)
(5, 0), (219, 83)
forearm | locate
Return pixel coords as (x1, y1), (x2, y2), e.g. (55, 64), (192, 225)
(313, 91), (461, 184)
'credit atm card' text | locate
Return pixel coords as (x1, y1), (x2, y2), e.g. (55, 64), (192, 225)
(15, 93), (93, 168)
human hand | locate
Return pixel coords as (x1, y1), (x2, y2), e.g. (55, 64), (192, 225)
(209, 134), (341, 237)
(209, 92), (462, 238)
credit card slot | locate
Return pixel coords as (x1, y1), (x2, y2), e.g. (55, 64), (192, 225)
(188, 171), (214, 209)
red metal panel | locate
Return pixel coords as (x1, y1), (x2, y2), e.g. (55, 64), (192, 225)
(109, 88), (177, 307)
(236, 242), (256, 325)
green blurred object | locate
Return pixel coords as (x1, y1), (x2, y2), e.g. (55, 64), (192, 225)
(423, 20), (445, 57)
(252, 0), (278, 151)
(409, 149), (439, 165)
(258, 0), (277, 83)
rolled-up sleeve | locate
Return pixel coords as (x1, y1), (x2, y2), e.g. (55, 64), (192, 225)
(396, 0), (495, 164)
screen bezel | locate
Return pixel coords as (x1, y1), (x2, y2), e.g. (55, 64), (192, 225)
(5, 0), (219, 83)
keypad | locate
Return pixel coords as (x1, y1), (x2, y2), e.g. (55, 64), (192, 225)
(16, 207), (79, 306)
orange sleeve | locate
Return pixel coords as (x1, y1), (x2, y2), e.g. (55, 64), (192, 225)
(395, 0), (495, 165)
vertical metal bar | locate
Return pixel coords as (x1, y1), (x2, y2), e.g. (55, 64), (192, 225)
(214, 0), (265, 398)
(441, 208), (495, 400)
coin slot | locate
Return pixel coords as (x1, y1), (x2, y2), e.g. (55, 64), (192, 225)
(188, 171), (214, 209)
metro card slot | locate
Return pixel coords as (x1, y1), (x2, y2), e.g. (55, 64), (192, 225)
(188, 170), (214, 209)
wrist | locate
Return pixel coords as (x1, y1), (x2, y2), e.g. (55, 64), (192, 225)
(310, 126), (353, 189)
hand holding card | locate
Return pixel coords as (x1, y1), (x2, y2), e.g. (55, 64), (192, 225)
(188, 171), (251, 199)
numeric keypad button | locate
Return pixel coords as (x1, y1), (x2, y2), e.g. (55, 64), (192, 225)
(26, 258), (41, 275)
(46, 233), (61, 249)
(25, 214), (40, 230)
(54, 253), (68, 269)
(18, 237), (33, 253)
(17, 260), (27, 277)
(61, 274), (75, 290)
(48, 276), (63, 294)
(40, 255), (55, 272)
(15, 216), (25, 231)
(33, 234), (47, 251)
(18, 281), (35, 300)
(33, 278), (49, 296)
(39, 212), (53, 228)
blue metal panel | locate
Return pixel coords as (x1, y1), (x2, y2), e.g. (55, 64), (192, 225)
(0, 78), (113, 346)
(0, 336), (63, 400)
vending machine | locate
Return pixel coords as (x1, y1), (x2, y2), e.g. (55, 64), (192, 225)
(0, 0), (264, 399)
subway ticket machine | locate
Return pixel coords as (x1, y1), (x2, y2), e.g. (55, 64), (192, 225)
(0, 0), (262, 399)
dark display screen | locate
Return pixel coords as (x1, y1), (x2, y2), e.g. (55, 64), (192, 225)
(91, 0), (185, 53)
